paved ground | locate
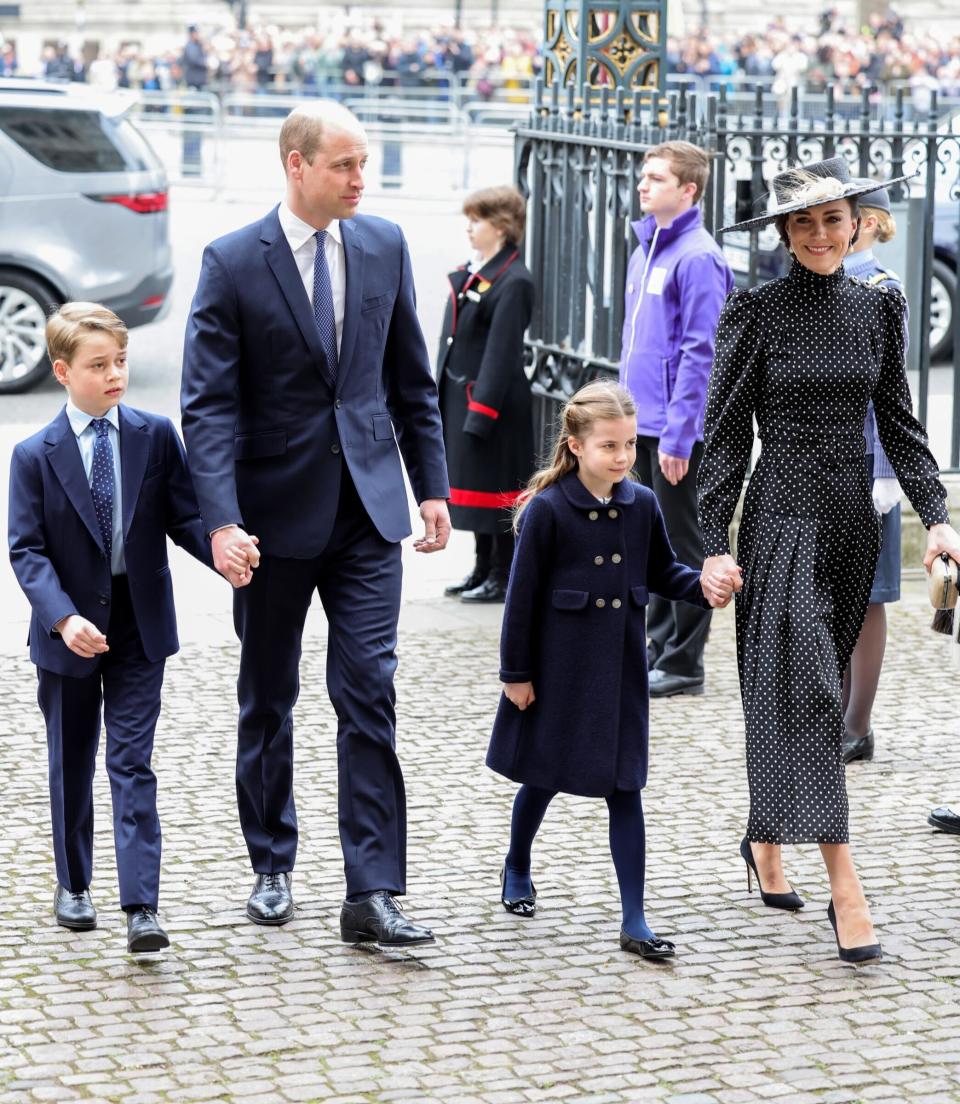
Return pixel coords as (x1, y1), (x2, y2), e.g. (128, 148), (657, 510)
(2, 573), (960, 1104)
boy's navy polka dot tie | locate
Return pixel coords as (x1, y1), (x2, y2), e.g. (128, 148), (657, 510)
(313, 230), (339, 386)
(90, 418), (114, 562)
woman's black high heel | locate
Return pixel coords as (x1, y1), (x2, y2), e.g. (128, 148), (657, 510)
(739, 837), (804, 911)
(499, 864), (536, 917)
(827, 900), (882, 964)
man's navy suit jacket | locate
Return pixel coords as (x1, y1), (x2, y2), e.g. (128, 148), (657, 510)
(8, 405), (213, 677)
(180, 207), (450, 558)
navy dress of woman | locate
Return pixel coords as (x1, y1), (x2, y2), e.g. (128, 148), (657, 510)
(697, 261), (948, 845)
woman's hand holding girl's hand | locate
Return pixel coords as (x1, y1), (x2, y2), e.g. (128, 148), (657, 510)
(701, 554), (743, 608)
(504, 681), (536, 710)
(924, 523), (960, 572)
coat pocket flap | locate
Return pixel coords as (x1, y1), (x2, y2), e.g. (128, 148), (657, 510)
(630, 585), (650, 607)
(372, 414), (395, 441)
(234, 431), (287, 460)
(552, 588), (589, 610)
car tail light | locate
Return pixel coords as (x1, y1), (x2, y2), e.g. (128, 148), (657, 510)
(86, 192), (168, 213)
(141, 295), (165, 308)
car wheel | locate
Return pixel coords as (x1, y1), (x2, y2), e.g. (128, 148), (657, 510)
(0, 270), (59, 394)
(930, 258), (956, 364)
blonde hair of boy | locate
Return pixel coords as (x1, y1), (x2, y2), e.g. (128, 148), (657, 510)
(859, 205), (897, 243)
(513, 379), (637, 531)
(46, 302), (128, 367)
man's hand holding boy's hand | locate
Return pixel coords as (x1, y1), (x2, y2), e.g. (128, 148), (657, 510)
(212, 526), (261, 587)
(503, 681), (536, 710)
(54, 615), (109, 658)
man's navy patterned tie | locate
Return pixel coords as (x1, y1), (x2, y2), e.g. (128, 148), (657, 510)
(90, 418), (114, 563)
(313, 230), (339, 387)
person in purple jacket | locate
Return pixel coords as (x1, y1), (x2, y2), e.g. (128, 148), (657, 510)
(619, 141), (734, 697)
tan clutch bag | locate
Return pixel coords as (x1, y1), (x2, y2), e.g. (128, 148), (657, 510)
(929, 554), (959, 634)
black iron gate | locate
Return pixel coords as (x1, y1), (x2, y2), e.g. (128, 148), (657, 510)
(516, 80), (960, 468)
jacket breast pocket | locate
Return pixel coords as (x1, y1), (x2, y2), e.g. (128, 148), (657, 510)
(630, 586), (650, 607)
(552, 589), (589, 611)
(234, 430), (287, 460)
(361, 293), (392, 314)
(372, 414), (395, 441)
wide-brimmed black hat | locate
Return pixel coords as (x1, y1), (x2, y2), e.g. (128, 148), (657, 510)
(718, 157), (915, 234)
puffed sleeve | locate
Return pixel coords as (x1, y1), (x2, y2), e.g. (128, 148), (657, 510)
(697, 289), (761, 557)
(872, 288), (949, 527)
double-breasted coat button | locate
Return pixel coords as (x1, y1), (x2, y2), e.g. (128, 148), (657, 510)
(588, 510), (599, 520)
(612, 598), (622, 608)
(594, 555), (604, 565)
(612, 553), (622, 564)
(595, 597), (606, 608)
(608, 508), (618, 518)
(446, 336), (454, 346)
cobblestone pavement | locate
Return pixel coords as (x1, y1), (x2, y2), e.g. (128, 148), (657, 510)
(2, 584), (960, 1104)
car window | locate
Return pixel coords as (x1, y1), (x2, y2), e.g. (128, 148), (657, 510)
(0, 107), (150, 172)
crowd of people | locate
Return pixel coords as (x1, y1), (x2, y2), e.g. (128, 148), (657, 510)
(2, 6), (959, 104)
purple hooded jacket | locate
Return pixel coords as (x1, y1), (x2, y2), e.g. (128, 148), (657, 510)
(619, 206), (734, 459)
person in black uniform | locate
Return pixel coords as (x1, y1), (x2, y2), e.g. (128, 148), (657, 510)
(698, 157), (960, 963)
(438, 185), (535, 603)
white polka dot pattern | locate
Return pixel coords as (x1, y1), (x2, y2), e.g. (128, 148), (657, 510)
(90, 417), (114, 561)
(697, 260), (949, 844)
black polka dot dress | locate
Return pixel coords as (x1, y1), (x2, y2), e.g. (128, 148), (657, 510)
(697, 260), (949, 844)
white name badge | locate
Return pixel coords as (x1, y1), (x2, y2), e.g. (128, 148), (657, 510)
(465, 289), (482, 303)
(645, 266), (667, 296)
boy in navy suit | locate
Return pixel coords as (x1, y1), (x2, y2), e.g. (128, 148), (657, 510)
(8, 303), (249, 952)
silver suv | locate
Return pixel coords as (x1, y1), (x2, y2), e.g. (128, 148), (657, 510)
(0, 79), (172, 393)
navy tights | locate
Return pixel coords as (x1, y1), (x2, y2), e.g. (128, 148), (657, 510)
(503, 784), (655, 941)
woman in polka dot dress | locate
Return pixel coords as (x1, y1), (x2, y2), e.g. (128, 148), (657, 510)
(697, 157), (960, 963)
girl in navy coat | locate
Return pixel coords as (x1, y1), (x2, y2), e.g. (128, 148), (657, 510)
(486, 380), (733, 958)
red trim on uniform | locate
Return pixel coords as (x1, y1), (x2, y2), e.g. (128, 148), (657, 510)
(465, 381), (499, 419)
(449, 487), (523, 509)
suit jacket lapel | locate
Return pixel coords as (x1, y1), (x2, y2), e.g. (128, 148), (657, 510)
(260, 208), (330, 382)
(338, 219), (364, 391)
(44, 409), (105, 553)
(119, 406), (149, 540)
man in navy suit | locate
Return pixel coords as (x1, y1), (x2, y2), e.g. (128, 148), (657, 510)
(8, 303), (242, 953)
(181, 101), (451, 946)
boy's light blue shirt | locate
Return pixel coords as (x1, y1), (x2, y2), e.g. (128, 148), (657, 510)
(65, 399), (126, 575)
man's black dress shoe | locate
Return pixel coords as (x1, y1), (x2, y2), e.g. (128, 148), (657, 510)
(460, 576), (508, 603)
(127, 907), (170, 953)
(648, 669), (704, 698)
(842, 728), (875, 764)
(54, 885), (97, 931)
(246, 872), (294, 925)
(928, 806), (960, 835)
(340, 891), (435, 947)
(444, 565), (487, 597)
(619, 929), (676, 959)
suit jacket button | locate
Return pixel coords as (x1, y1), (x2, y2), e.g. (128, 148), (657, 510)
(608, 508), (618, 518)
(612, 553), (622, 564)
(595, 597), (606, 608)
(335, 399), (342, 408)
(99, 595), (109, 605)
(594, 555), (604, 565)
(331, 443), (341, 454)
(588, 510), (598, 520)
(612, 598), (622, 608)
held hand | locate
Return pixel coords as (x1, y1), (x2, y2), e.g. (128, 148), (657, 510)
(658, 450), (690, 487)
(924, 523), (960, 572)
(872, 477), (901, 516)
(413, 499), (451, 553)
(212, 526), (261, 587)
(701, 554), (743, 608)
(54, 615), (108, 659)
(504, 681), (536, 710)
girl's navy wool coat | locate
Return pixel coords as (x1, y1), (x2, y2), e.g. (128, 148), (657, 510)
(486, 471), (709, 797)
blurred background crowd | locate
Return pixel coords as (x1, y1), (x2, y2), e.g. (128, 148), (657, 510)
(1, 6), (959, 100)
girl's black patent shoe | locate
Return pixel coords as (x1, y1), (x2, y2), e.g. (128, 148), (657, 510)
(499, 864), (536, 916)
(619, 929), (676, 959)
(739, 837), (804, 911)
(827, 900), (882, 965)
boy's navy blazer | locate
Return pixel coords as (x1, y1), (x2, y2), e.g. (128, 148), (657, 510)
(180, 207), (450, 558)
(8, 404), (213, 678)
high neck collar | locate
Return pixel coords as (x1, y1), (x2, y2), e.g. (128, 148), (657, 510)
(633, 205), (702, 247)
(786, 258), (847, 292)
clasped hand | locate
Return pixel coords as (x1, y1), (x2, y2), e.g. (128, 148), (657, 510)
(700, 553), (744, 608)
(212, 526), (261, 587)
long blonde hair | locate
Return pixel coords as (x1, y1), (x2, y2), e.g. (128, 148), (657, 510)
(513, 379), (637, 531)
